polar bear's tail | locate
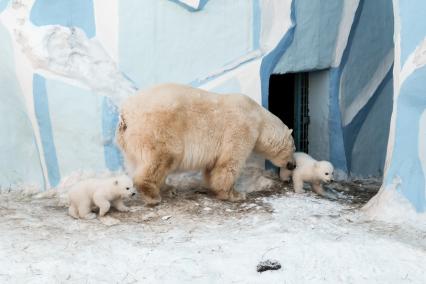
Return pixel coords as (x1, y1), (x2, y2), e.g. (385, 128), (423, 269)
(116, 113), (128, 152)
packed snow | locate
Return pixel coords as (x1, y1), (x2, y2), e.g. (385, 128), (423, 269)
(1, 168), (425, 283)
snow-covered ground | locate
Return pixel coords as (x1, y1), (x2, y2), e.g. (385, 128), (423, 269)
(1, 170), (425, 283)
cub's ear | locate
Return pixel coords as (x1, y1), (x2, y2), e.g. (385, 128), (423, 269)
(289, 129), (293, 134)
(114, 180), (119, 185)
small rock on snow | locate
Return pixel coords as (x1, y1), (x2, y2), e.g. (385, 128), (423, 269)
(256, 259), (282, 273)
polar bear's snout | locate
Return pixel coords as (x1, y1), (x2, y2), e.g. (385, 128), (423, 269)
(286, 161), (296, 170)
(124, 186), (137, 198)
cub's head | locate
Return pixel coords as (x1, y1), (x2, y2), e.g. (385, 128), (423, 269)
(314, 161), (334, 183)
(112, 175), (136, 198)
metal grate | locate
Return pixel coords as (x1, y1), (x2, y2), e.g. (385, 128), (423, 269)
(294, 73), (309, 153)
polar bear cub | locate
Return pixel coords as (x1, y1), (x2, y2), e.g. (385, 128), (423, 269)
(280, 152), (334, 195)
(68, 175), (136, 219)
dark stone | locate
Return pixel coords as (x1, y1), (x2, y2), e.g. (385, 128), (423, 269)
(256, 260), (282, 273)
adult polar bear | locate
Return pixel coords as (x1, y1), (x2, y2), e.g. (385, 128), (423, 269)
(116, 83), (295, 205)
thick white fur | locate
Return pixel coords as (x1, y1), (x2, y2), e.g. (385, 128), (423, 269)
(68, 175), (136, 219)
(116, 83), (295, 205)
(280, 152), (334, 195)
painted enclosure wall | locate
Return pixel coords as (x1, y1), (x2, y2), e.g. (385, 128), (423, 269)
(0, 0), (293, 189)
(0, 0), (424, 215)
(366, 0), (426, 213)
(273, 0), (394, 178)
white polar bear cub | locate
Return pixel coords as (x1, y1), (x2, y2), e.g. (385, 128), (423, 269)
(280, 152), (334, 195)
(68, 175), (136, 219)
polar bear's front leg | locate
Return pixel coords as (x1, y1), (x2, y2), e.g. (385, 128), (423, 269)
(68, 203), (79, 219)
(112, 199), (130, 212)
(292, 174), (305, 193)
(312, 182), (325, 196)
(93, 193), (111, 217)
(279, 168), (292, 182)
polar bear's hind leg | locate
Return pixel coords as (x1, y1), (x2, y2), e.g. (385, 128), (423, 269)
(78, 200), (96, 219)
(133, 154), (175, 206)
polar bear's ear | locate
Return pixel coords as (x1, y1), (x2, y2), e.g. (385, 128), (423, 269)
(114, 180), (119, 186)
(288, 129), (293, 134)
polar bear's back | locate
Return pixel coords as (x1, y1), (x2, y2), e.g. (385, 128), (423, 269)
(68, 178), (116, 204)
(294, 152), (316, 168)
(68, 178), (101, 204)
(123, 83), (260, 116)
(119, 83), (264, 170)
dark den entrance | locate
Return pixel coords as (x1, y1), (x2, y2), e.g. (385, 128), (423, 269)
(268, 73), (310, 153)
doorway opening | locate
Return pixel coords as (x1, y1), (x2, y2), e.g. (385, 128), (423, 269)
(268, 72), (310, 153)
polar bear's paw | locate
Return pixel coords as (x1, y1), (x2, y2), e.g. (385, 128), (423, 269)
(143, 195), (162, 206)
(216, 189), (246, 202)
(117, 206), (130, 212)
(82, 213), (97, 220)
(229, 190), (246, 202)
(294, 188), (305, 194)
(99, 216), (121, 226)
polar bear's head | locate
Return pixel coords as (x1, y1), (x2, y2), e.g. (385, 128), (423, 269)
(112, 175), (137, 198)
(268, 130), (297, 170)
(314, 161), (334, 183)
(270, 149), (296, 171)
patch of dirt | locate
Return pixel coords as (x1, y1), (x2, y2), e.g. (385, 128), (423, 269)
(112, 170), (381, 225)
(326, 178), (381, 206)
(0, 168), (381, 228)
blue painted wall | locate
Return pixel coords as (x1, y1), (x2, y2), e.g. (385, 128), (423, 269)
(269, 0), (394, 178)
(169, 0), (210, 12)
(0, 0), (9, 13)
(385, 37), (426, 213)
(33, 74), (61, 187)
(399, 2), (426, 64)
(102, 98), (123, 171)
(385, 66), (426, 211)
(5, 0), (426, 216)
(391, 0), (426, 211)
(340, 0), (394, 109)
(340, 0), (394, 176)
(0, 24), (44, 188)
(350, 74), (393, 177)
(273, 0), (344, 74)
(30, 0), (96, 38)
(44, 79), (107, 178)
(119, 0), (257, 89)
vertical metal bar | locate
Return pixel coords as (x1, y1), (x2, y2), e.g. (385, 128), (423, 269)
(294, 74), (301, 151)
(305, 73), (309, 152)
(294, 73), (310, 153)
